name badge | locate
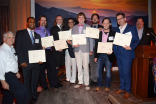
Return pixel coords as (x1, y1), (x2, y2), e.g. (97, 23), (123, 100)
(35, 39), (39, 43)
(109, 36), (114, 41)
(83, 30), (86, 33)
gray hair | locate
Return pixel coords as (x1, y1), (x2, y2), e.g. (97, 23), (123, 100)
(3, 31), (15, 39)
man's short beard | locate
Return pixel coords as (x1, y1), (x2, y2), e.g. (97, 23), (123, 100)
(92, 21), (98, 24)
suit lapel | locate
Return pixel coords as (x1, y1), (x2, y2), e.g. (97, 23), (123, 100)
(99, 31), (102, 42)
(82, 23), (86, 34)
(25, 29), (34, 46)
(140, 28), (146, 42)
(123, 24), (129, 34)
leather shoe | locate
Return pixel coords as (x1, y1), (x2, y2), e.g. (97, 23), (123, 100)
(43, 87), (49, 91)
(113, 90), (126, 94)
(123, 92), (130, 99)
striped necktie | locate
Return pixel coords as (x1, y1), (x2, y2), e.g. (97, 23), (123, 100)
(30, 31), (34, 45)
(44, 28), (48, 37)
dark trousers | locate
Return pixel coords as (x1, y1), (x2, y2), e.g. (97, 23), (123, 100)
(117, 55), (132, 93)
(22, 66), (40, 102)
(40, 49), (58, 88)
(97, 54), (112, 87)
(2, 72), (28, 104)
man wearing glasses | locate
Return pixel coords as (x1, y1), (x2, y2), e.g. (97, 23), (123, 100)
(113, 12), (140, 99)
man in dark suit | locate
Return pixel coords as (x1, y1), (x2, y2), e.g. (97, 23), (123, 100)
(50, 15), (64, 87)
(90, 13), (103, 87)
(136, 17), (155, 45)
(113, 12), (140, 99)
(94, 17), (116, 92)
(15, 17), (43, 103)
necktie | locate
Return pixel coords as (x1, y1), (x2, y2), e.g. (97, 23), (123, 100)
(94, 25), (96, 28)
(44, 28), (48, 37)
(78, 24), (83, 27)
(30, 31), (34, 45)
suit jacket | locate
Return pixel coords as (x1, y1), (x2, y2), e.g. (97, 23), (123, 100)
(15, 29), (42, 68)
(113, 24), (140, 59)
(91, 24), (103, 28)
(139, 27), (155, 45)
(94, 30), (116, 62)
(50, 26), (65, 67)
(71, 23), (94, 53)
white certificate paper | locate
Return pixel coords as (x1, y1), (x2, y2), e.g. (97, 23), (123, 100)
(41, 36), (54, 48)
(72, 34), (87, 45)
(85, 27), (99, 39)
(28, 50), (46, 63)
(97, 42), (113, 53)
(58, 30), (72, 40)
(113, 32), (132, 47)
(53, 39), (68, 51)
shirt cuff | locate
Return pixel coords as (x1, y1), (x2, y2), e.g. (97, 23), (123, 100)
(0, 75), (5, 81)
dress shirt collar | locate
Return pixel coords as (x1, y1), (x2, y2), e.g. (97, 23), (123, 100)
(3, 43), (14, 51)
(57, 24), (62, 29)
(92, 24), (98, 28)
(119, 23), (127, 33)
(27, 28), (34, 32)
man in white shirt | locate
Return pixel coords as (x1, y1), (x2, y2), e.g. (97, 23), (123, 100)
(0, 31), (28, 104)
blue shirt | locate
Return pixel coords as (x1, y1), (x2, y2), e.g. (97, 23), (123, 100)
(35, 26), (51, 49)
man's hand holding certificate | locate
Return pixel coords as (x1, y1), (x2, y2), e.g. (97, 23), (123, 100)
(53, 39), (68, 51)
(28, 50), (46, 63)
(58, 30), (72, 40)
(72, 34), (87, 45)
(41, 36), (54, 48)
(97, 42), (113, 54)
(113, 32), (132, 47)
(85, 27), (99, 39)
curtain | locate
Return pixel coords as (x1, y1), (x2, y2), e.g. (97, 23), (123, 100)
(152, 0), (156, 33)
(0, 6), (9, 45)
(9, 0), (31, 35)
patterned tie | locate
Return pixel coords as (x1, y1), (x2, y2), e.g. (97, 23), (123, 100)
(44, 28), (48, 37)
(30, 31), (34, 45)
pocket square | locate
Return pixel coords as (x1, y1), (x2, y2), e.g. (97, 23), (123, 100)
(147, 33), (150, 35)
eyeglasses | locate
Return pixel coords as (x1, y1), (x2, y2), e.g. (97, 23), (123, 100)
(117, 18), (124, 21)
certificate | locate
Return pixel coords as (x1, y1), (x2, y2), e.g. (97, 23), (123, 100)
(113, 32), (132, 47)
(72, 34), (87, 45)
(58, 30), (72, 40)
(85, 27), (99, 39)
(53, 39), (68, 51)
(97, 42), (113, 53)
(28, 50), (46, 63)
(41, 36), (54, 48)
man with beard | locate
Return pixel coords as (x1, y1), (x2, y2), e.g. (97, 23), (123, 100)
(35, 15), (60, 90)
(113, 12), (140, 99)
(15, 17), (43, 103)
(90, 13), (103, 87)
(136, 17), (155, 45)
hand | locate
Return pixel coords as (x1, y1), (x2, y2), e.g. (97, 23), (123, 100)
(16, 72), (20, 79)
(58, 49), (63, 52)
(123, 45), (131, 50)
(1, 80), (9, 90)
(38, 61), (43, 64)
(107, 50), (113, 55)
(99, 27), (103, 31)
(73, 44), (79, 48)
(67, 40), (72, 45)
(42, 47), (46, 49)
(21, 62), (28, 68)
(90, 51), (93, 55)
(94, 58), (97, 63)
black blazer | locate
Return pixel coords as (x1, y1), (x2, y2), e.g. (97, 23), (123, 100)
(91, 24), (103, 28)
(94, 30), (116, 62)
(15, 29), (42, 68)
(139, 27), (155, 45)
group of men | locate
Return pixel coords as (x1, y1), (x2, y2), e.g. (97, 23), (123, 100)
(0, 12), (155, 104)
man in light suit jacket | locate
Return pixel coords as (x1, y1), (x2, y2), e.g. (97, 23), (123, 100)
(113, 12), (140, 99)
(72, 12), (93, 90)
(136, 17), (156, 45)
(15, 17), (43, 104)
